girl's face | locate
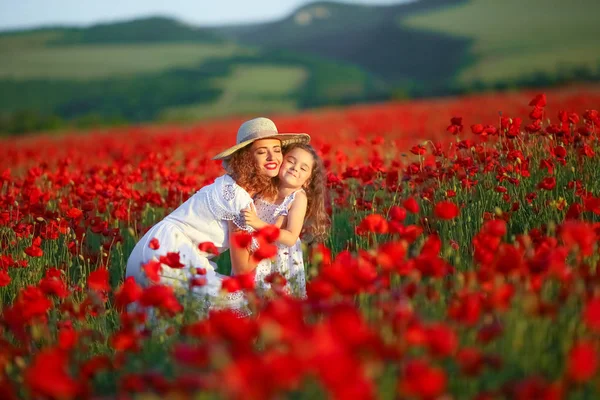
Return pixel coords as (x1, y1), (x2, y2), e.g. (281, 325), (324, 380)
(251, 139), (283, 178)
(279, 147), (314, 189)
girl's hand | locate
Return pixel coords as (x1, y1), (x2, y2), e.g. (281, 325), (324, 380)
(242, 204), (265, 230)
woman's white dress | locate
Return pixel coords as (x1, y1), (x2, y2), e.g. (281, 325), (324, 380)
(126, 174), (252, 312)
(253, 190), (307, 298)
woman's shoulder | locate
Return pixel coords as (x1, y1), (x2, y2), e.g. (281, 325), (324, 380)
(204, 175), (248, 196)
(197, 175), (252, 212)
(221, 175), (253, 206)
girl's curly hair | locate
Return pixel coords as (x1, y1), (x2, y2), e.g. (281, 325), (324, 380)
(223, 144), (278, 200)
(283, 143), (330, 243)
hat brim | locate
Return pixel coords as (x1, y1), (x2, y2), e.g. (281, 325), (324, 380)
(212, 133), (311, 160)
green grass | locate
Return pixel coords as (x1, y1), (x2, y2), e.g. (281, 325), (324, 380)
(160, 64), (308, 120)
(401, 0), (600, 84)
(0, 39), (249, 80)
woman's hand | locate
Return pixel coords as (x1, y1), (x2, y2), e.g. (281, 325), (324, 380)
(242, 204), (266, 230)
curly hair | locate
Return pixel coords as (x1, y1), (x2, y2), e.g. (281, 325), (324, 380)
(223, 144), (278, 200)
(283, 143), (330, 243)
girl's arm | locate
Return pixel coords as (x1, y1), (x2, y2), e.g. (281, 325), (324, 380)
(227, 221), (257, 275)
(273, 192), (308, 247)
(242, 192), (308, 247)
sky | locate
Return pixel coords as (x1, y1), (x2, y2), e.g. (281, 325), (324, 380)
(0, 0), (412, 31)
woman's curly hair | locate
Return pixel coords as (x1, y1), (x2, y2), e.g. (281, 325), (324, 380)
(283, 143), (330, 243)
(223, 144), (278, 200)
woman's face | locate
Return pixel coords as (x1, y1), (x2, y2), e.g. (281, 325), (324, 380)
(250, 139), (283, 177)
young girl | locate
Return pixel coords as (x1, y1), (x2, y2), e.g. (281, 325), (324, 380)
(243, 143), (329, 298)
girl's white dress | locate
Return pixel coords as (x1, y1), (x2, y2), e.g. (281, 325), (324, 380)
(253, 190), (307, 298)
(126, 174), (253, 314)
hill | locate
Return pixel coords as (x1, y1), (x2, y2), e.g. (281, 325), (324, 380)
(52, 16), (224, 45)
(1, 0), (600, 135)
(213, 0), (469, 86)
(402, 0), (600, 84)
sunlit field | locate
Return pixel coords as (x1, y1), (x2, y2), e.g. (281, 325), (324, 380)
(2, 85), (600, 399)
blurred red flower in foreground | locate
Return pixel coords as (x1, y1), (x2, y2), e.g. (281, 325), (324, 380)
(567, 341), (598, 383)
(24, 348), (80, 399)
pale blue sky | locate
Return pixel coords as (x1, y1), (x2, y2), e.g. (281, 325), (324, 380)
(0, 0), (412, 31)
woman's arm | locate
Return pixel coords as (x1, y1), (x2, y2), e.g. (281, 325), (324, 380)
(274, 192), (308, 247)
(227, 220), (257, 275)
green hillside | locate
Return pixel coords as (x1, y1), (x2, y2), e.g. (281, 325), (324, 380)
(0, 17), (383, 134)
(53, 16), (223, 44)
(0, 22), (248, 80)
(1, 0), (599, 135)
(214, 0), (469, 85)
(402, 0), (600, 84)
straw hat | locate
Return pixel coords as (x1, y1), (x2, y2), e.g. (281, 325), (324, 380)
(212, 117), (310, 160)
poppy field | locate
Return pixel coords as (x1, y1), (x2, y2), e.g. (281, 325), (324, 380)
(2, 85), (600, 399)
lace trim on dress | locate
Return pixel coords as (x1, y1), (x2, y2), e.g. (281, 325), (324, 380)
(222, 183), (236, 201)
(232, 202), (254, 232)
(206, 175), (254, 232)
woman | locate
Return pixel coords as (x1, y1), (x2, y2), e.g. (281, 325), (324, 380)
(125, 117), (310, 312)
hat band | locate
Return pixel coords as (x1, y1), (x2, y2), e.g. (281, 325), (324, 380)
(239, 130), (279, 144)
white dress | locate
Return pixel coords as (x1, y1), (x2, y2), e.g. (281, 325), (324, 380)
(253, 190), (307, 298)
(125, 174), (253, 313)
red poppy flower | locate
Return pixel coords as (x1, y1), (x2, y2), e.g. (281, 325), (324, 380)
(111, 329), (141, 353)
(376, 241), (407, 271)
(410, 144), (427, 155)
(252, 239), (278, 262)
(159, 252), (185, 269)
(552, 146), (567, 159)
(567, 341), (598, 383)
(139, 285), (182, 315)
(537, 177), (556, 191)
(221, 277), (241, 293)
(388, 205), (407, 222)
(457, 347), (484, 376)
(172, 343), (209, 368)
(426, 323), (458, 358)
(583, 297), (600, 333)
(583, 109), (599, 123)
(257, 225), (280, 243)
(142, 260), (162, 283)
(529, 106), (544, 120)
(0, 269), (10, 287)
(403, 197), (419, 214)
(24, 236), (43, 257)
(39, 272), (69, 298)
(559, 221), (596, 256)
(198, 242), (219, 256)
(357, 214), (388, 235)
(114, 277), (143, 311)
(529, 93), (547, 107)
(232, 231), (253, 249)
(434, 201), (460, 220)
(398, 358), (447, 398)
(87, 267), (110, 292)
(148, 238), (160, 250)
(471, 124), (484, 135)
(24, 347), (80, 399)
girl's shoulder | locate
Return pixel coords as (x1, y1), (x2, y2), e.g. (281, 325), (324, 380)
(287, 189), (306, 206)
(292, 189), (306, 201)
(275, 189), (306, 217)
